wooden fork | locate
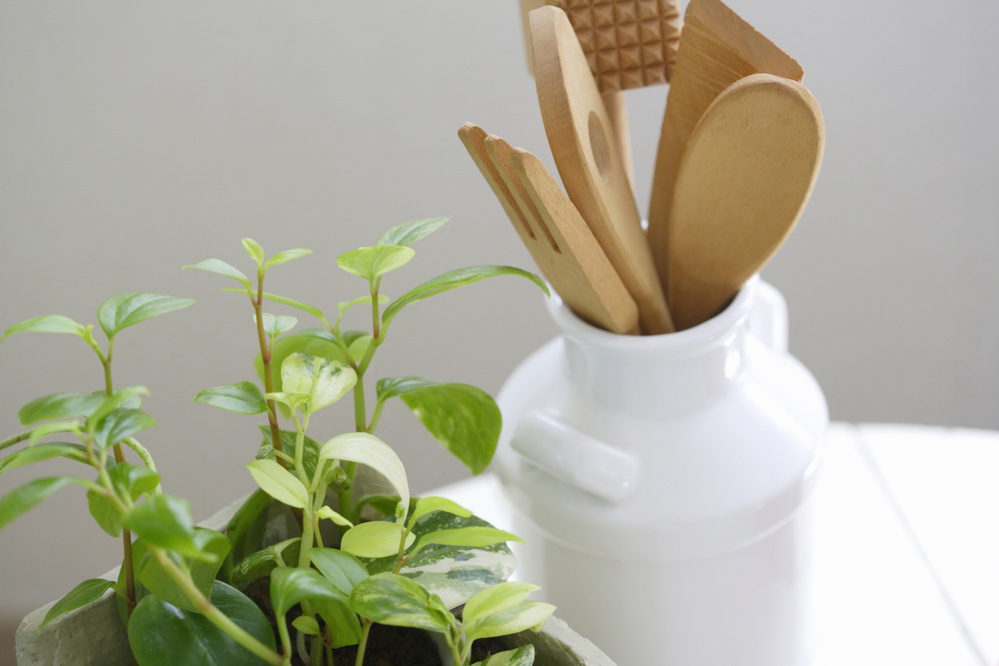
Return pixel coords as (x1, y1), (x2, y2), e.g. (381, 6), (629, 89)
(458, 122), (639, 335)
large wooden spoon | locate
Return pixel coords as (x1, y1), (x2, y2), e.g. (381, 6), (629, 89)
(667, 73), (825, 330)
(647, 0), (804, 292)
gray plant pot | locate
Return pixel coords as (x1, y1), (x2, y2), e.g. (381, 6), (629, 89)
(15, 494), (617, 666)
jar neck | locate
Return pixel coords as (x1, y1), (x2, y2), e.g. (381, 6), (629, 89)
(550, 276), (761, 415)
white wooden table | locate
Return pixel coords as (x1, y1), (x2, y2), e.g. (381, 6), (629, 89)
(433, 423), (999, 665)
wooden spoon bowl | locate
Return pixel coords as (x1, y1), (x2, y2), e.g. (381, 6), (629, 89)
(667, 73), (825, 330)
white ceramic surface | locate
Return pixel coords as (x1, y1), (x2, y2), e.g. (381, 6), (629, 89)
(495, 276), (828, 665)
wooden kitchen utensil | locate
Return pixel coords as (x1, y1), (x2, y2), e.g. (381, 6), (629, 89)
(520, 0), (683, 92)
(666, 73), (824, 330)
(519, 0), (684, 194)
(458, 122), (640, 334)
(646, 0), (804, 292)
(531, 5), (675, 334)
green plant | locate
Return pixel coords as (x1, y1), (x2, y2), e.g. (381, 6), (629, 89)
(0, 218), (554, 666)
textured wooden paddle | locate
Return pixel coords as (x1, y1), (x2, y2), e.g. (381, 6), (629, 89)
(646, 0), (804, 292)
(519, 0), (681, 194)
(458, 122), (640, 334)
(531, 5), (674, 334)
(667, 74), (825, 330)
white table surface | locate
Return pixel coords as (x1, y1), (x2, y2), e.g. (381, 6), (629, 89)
(432, 422), (999, 665)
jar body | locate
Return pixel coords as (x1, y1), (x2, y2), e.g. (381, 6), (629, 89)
(495, 276), (827, 666)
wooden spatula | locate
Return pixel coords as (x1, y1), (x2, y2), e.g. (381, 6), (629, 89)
(667, 74), (825, 330)
(458, 122), (640, 334)
(646, 0), (804, 293)
(531, 5), (675, 334)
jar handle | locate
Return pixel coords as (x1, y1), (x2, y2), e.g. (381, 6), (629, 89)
(510, 411), (640, 503)
(749, 280), (789, 353)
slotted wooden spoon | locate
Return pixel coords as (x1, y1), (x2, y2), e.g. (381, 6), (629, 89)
(458, 122), (640, 334)
(531, 5), (675, 334)
(666, 73), (825, 330)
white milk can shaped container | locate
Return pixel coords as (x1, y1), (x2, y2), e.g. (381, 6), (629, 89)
(495, 275), (827, 665)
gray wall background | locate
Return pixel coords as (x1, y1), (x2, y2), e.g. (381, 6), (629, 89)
(2, 0), (997, 629)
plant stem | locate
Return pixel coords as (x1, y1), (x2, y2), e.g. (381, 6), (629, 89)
(151, 548), (285, 665)
(354, 619), (373, 666)
(122, 437), (162, 495)
(253, 276), (285, 461)
(0, 430), (31, 453)
(102, 353), (137, 617)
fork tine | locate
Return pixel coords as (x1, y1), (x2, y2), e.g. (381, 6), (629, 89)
(458, 122), (536, 243)
(512, 146), (641, 335)
(483, 134), (561, 254)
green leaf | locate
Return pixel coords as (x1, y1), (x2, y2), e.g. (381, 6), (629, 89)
(246, 459), (309, 509)
(221, 289), (326, 320)
(86, 386), (149, 429)
(17, 392), (105, 426)
(349, 572), (453, 634)
(264, 248), (311, 270)
(1, 314), (87, 343)
(231, 537), (301, 586)
(258, 313), (297, 339)
(336, 294), (389, 319)
(291, 615), (320, 635)
(255, 330), (344, 410)
(97, 293), (194, 339)
(0, 477), (83, 529)
(139, 528), (231, 611)
(303, 551), (368, 648)
(313, 595), (364, 649)
(376, 217), (448, 247)
(316, 505), (353, 527)
(280, 353), (357, 412)
(0, 443), (89, 476)
(412, 527), (522, 558)
(378, 378), (501, 475)
(309, 548), (369, 596)
(362, 512), (516, 610)
(462, 582), (541, 626)
(195, 382), (267, 415)
(27, 421), (82, 446)
(39, 578), (116, 630)
(464, 598), (556, 643)
(269, 566), (342, 617)
(318, 432), (409, 519)
(121, 494), (206, 561)
(224, 488), (273, 579)
(87, 486), (122, 537)
(341, 521), (414, 559)
(128, 580), (276, 666)
(242, 239), (265, 267)
(90, 408), (156, 452)
(474, 645), (536, 666)
(381, 265), (549, 331)
(256, 426), (325, 485)
(337, 245), (415, 284)
(184, 258), (252, 289)
(108, 462), (161, 501)
(408, 496), (472, 529)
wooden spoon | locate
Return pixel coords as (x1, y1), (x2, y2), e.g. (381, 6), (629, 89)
(667, 73), (825, 330)
(646, 0), (804, 292)
(531, 5), (675, 334)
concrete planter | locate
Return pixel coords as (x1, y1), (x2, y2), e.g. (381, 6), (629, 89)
(16, 494), (617, 666)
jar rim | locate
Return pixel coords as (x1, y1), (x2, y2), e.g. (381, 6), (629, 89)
(547, 274), (760, 351)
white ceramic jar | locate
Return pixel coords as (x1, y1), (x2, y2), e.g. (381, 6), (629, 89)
(495, 275), (827, 666)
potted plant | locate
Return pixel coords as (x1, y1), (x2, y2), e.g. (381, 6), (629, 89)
(2, 218), (616, 666)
